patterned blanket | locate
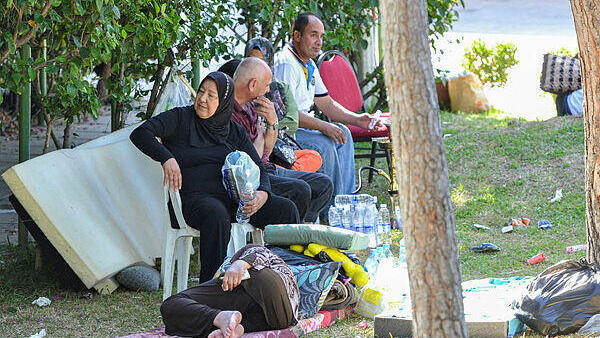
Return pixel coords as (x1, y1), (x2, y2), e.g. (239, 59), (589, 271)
(119, 306), (355, 338)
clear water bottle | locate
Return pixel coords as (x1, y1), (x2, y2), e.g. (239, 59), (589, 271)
(393, 206), (403, 230)
(398, 238), (407, 265)
(363, 203), (378, 247)
(382, 244), (394, 259)
(328, 206), (341, 227)
(354, 203), (365, 233)
(236, 182), (254, 224)
(379, 204), (391, 244)
(341, 205), (353, 230)
(364, 248), (379, 277)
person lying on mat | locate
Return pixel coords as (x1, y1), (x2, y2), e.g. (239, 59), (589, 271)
(130, 72), (299, 284)
(160, 244), (300, 338)
(218, 55), (333, 224)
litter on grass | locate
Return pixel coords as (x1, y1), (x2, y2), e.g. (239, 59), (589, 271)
(29, 329), (47, 338)
(356, 320), (370, 329)
(538, 220), (553, 230)
(566, 244), (587, 253)
(32, 297), (51, 307)
(502, 225), (514, 233)
(472, 223), (491, 230)
(527, 253), (546, 265)
(550, 189), (563, 203)
(471, 243), (501, 253)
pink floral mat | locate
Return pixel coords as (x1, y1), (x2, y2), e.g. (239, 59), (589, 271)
(119, 306), (355, 338)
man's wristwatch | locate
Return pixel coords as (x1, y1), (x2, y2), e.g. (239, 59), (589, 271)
(266, 121), (279, 131)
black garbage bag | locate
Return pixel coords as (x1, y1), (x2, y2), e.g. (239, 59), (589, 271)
(511, 259), (600, 336)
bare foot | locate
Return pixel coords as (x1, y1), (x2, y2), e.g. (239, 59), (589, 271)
(208, 329), (224, 338)
(213, 311), (243, 338)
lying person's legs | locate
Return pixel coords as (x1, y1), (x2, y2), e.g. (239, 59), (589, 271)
(161, 278), (257, 337)
(274, 168), (333, 223)
(182, 194), (233, 283)
(160, 268), (296, 336)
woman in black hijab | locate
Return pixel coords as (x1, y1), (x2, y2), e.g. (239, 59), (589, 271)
(130, 71), (300, 283)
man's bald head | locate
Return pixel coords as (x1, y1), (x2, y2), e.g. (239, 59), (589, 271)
(233, 57), (272, 103)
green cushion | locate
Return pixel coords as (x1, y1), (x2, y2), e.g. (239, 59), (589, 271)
(263, 224), (370, 251)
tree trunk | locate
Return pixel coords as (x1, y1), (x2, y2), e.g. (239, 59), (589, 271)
(96, 62), (112, 103)
(570, 0), (600, 265)
(62, 120), (72, 149)
(380, 1), (467, 337)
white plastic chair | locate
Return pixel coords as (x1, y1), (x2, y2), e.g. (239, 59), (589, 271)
(161, 186), (265, 300)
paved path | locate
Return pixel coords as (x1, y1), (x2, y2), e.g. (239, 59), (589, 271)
(431, 0), (578, 120)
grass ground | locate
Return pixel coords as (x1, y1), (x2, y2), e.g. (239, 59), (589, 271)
(0, 111), (588, 337)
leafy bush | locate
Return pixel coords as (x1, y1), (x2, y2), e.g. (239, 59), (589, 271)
(462, 39), (519, 87)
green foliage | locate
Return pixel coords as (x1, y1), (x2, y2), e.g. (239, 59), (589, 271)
(462, 39), (519, 87)
(428, 0), (464, 48)
(548, 47), (578, 58)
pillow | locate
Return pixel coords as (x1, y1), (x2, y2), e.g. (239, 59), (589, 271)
(264, 224), (370, 251)
(289, 261), (341, 319)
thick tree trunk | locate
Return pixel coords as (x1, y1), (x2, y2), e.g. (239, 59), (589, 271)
(570, 0), (600, 265)
(380, 1), (467, 337)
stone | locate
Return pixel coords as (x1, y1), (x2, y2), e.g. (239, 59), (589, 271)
(115, 265), (160, 292)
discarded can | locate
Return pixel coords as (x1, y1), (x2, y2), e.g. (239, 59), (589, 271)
(502, 225), (514, 233)
(566, 244), (587, 253)
(527, 252), (546, 265)
(521, 218), (531, 226)
(473, 223), (491, 230)
(538, 220), (553, 230)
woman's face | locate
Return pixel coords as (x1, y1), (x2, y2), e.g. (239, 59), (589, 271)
(194, 78), (219, 119)
(247, 48), (265, 61)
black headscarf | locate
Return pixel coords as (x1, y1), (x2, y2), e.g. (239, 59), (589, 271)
(190, 71), (235, 146)
(217, 59), (241, 79)
(244, 37), (275, 70)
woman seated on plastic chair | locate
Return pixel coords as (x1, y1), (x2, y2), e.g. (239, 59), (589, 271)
(161, 244), (299, 337)
(130, 71), (299, 283)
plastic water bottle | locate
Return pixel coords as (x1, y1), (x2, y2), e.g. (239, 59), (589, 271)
(364, 249), (379, 277)
(379, 204), (391, 244)
(341, 205), (353, 230)
(393, 206), (403, 230)
(382, 244), (394, 259)
(398, 238), (407, 265)
(236, 182), (254, 224)
(363, 203), (377, 247)
(328, 206), (341, 227)
(334, 194), (353, 207)
(354, 203), (365, 233)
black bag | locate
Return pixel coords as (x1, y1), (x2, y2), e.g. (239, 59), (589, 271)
(511, 259), (600, 336)
(269, 131), (302, 169)
(540, 54), (581, 94)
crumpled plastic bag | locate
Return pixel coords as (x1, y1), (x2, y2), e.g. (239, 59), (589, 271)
(448, 72), (491, 113)
(511, 259), (600, 336)
(29, 329), (47, 338)
(579, 313), (600, 335)
(153, 72), (193, 116)
(221, 151), (260, 202)
(32, 297), (51, 307)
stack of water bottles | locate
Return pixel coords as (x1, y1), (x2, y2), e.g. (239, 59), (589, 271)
(356, 238), (409, 318)
(328, 194), (392, 248)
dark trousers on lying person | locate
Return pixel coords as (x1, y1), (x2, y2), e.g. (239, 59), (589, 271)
(268, 168), (333, 223)
(161, 268), (297, 337)
(181, 193), (299, 283)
